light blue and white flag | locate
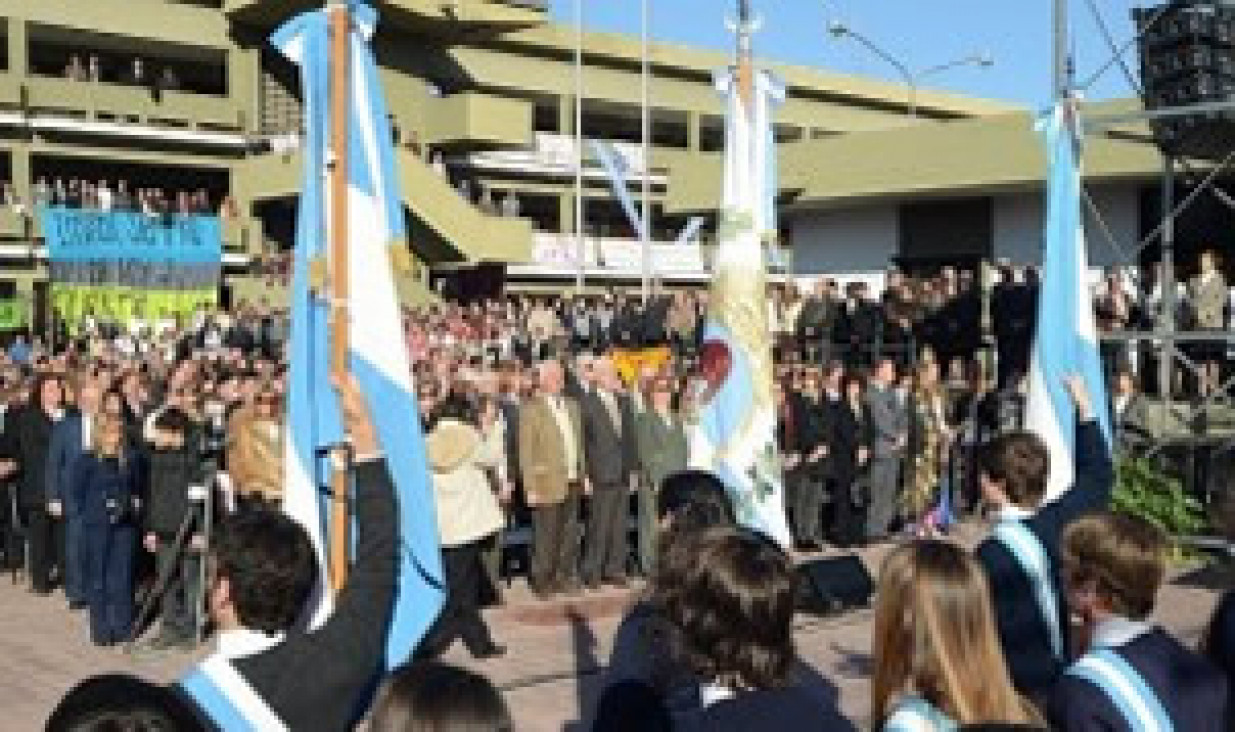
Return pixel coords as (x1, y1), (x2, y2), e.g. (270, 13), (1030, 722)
(271, 0), (444, 665)
(590, 139), (649, 241)
(688, 8), (791, 547)
(1025, 100), (1113, 501)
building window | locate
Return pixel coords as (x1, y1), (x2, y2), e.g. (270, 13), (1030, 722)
(898, 197), (992, 272)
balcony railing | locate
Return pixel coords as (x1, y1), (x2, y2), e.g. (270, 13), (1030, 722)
(23, 76), (244, 131)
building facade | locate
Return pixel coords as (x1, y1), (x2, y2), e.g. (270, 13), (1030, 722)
(0, 0), (1021, 327)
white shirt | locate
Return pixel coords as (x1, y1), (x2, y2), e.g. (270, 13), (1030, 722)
(216, 627), (286, 661)
(81, 413), (93, 451)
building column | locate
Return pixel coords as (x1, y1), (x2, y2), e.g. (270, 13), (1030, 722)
(687, 111), (701, 152)
(558, 94), (574, 135)
(11, 145), (31, 209)
(558, 193), (573, 235)
(8, 18), (27, 77)
(228, 44), (261, 134)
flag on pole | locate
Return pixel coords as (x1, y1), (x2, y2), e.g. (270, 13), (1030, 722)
(688, 5), (791, 547)
(1024, 100), (1113, 501)
(271, 0), (444, 667)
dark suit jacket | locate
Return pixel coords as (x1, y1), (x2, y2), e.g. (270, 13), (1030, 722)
(790, 392), (832, 479)
(635, 409), (689, 493)
(6, 405), (58, 508)
(1049, 628), (1228, 732)
(580, 390), (637, 488)
(183, 460), (397, 732)
(47, 411), (87, 508)
(976, 421), (1114, 697)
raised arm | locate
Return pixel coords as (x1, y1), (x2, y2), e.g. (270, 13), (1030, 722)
(1049, 375), (1115, 520)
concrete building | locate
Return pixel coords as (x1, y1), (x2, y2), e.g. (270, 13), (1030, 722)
(0, 0), (1023, 325)
(0, 0), (1192, 328)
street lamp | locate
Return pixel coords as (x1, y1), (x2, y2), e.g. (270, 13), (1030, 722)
(826, 21), (993, 119)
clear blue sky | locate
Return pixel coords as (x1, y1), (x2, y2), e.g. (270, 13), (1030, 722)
(548, 1), (1146, 107)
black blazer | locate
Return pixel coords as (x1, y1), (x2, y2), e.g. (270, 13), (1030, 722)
(6, 405), (59, 509)
(1050, 628), (1228, 732)
(185, 460), (398, 731)
(975, 421), (1114, 697)
(579, 390), (637, 487)
(790, 392), (831, 478)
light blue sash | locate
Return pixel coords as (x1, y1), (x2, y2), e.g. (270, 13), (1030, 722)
(179, 655), (289, 732)
(993, 520), (1064, 659)
(1066, 648), (1173, 732)
(882, 697), (958, 732)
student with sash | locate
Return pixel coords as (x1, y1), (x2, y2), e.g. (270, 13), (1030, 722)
(177, 375), (402, 731)
(1049, 513), (1228, 731)
(974, 375), (1113, 699)
(873, 540), (1040, 730)
(1203, 493), (1235, 730)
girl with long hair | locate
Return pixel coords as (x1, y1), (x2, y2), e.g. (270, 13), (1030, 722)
(872, 540), (1038, 730)
(905, 358), (953, 537)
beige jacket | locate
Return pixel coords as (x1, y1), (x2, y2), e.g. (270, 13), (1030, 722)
(518, 394), (585, 507)
(425, 419), (505, 547)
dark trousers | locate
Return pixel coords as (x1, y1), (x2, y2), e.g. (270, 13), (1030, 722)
(26, 505), (64, 593)
(421, 540), (495, 656)
(531, 486), (581, 592)
(64, 515), (86, 604)
(582, 486), (628, 585)
(792, 472), (827, 545)
(81, 522), (135, 645)
(829, 478), (866, 548)
(0, 484), (22, 571)
(156, 541), (201, 642)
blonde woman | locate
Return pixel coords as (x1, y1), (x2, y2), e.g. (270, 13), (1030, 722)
(904, 358), (952, 536)
(872, 540), (1038, 730)
(71, 415), (139, 647)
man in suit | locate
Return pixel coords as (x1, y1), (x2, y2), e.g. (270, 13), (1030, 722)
(47, 378), (103, 609)
(177, 376), (402, 731)
(864, 358), (908, 540)
(976, 375), (1113, 701)
(634, 377), (689, 574)
(579, 358), (638, 589)
(1111, 368), (1152, 455)
(519, 359), (586, 600)
(796, 279), (838, 366)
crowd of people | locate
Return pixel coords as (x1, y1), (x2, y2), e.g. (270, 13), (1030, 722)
(0, 264), (1228, 729)
(61, 54), (186, 98)
(0, 178), (238, 220)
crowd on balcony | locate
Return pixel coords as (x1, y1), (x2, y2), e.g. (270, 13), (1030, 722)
(62, 54), (183, 98)
(25, 177), (238, 220)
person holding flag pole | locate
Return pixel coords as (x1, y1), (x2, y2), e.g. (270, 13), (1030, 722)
(973, 85), (1115, 703)
(173, 1), (446, 728)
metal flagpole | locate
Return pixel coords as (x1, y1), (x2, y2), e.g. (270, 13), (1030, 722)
(640, 0), (651, 303)
(574, 0), (585, 294)
(327, 1), (351, 593)
(1054, 0), (1069, 101)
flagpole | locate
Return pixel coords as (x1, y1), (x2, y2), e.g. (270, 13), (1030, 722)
(327, 1), (351, 594)
(574, 0), (585, 295)
(640, 0), (651, 303)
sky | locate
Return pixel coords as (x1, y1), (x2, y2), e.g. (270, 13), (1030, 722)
(547, 0), (1148, 108)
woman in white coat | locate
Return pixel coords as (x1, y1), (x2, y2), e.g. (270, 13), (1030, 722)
(418, 394), (506, 660)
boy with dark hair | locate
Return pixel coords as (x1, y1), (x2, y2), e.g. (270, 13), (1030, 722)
(1049, 513), (1227, 731)
(176, 375), (402, 731)
(143, 406), (206, 649)
(975, 376), (1114, 699)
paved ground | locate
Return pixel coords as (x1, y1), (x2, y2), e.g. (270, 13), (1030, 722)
(0, 529), (1227, 731)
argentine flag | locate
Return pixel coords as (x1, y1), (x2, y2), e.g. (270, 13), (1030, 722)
(272, 0), (444, 667)
(1025, 100), (1113, 501)
(688, 22), (792, 548)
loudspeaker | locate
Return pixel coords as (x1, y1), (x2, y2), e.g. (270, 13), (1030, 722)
(1135, 2), (1235, 160)
(795, 555), (875, 617)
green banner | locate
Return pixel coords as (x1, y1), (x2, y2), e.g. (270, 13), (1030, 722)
(0, 300), (28, 331)
(52, 285), (216, 331)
